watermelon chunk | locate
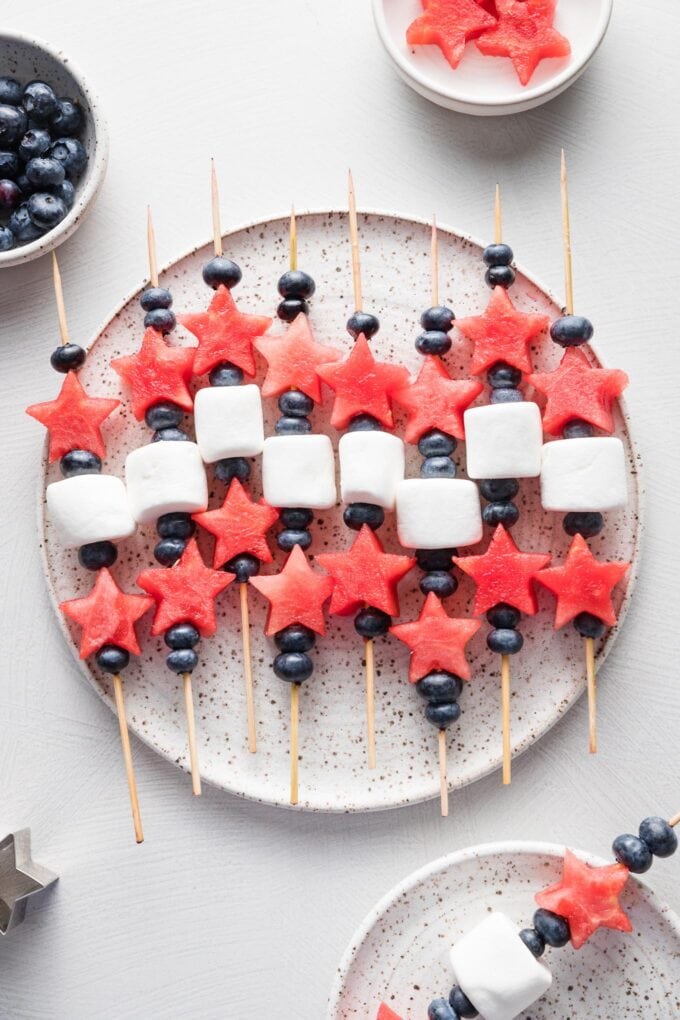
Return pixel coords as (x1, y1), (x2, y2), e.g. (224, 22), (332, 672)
(376, 1006), (403, 1020)
(406, 0), (497, 70)
(476, 0), (571, 85)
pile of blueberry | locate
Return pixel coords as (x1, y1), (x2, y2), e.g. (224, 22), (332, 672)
(0, 76), (87, 251)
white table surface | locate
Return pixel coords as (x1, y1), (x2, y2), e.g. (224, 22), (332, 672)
(1, 2), (679, 1017)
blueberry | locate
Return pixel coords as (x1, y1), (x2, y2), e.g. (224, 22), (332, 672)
(416, 548), (455, 572)
(275, 416), (312, 435)
(415, 330), (451, 356)
(418, 429), (457, 457)
(485, 265), (515, 289)
(0, 78), (22, 105)
(638, 817), (678, 858)
(425, 701), (461, 727)
(519, 928), (545, 959)
(354, 607), (391, 638)
(0, 150), (20, 178)
(8, 203), (43, 242)
(343, 502), (385, 531)
(22, 81), (58, 123)
(50, 98), (83, 136)
(144, 402), (183, 430)
(479, 478), (519, 502)
(0, 104), (27, 145)
(550, 315), (593, 347)
(346, 311), (379, 340)
(0, 225), (13, 251)
(52, 178), (75, 209)
(421, 456), (456, 478)
(278, 390), (314, 417)
(573, 612), (605, 639)
(156, 512), (196, 539)
(225, 553), (260, 583)
(50, 137), (87, 180)
(151, 427), (188, 442)
(533, 908), (570, 948)
(27, 191), (67, 229)
(50, 342), (86, 372)
(420, 571), (457, 598)
(278, 269), (315, 299)
(95, 644), (129, 674)
(280, 508), (313, 529)
(78, 540), (117, 570)
(60, 449), (102, 477)
(274, 624), (315, 653)
(215, 457), (250, 483)
(144, 308), (176, 333)
(486, 603), (520, 629)
(482, 502), (519, 527)
(277, 297), (308, 322)
(202, 255), (242, 289)
(490, 387), (523, 404)
(167, 648), (199, 674)
(347, 413), (381, 432)
(277, 528), (312, 551)
(18, 128), (51, 162)
(612, 834), (653, 873)
(209, 362), (243, 386)
(416, 671), (463, 703)
(420, 305), (455, 332)
(26, 156), (65, 188)
(154, 537), (186, 566)
(487, 628), (523, 654)
(483, 243), (513, 267)
(563, 511), (604, 538)
(0, 178), (21, 209)
(562, 418), (594, 439)
(487, 361), (522, 389)
(448, 985), (478, 1017)
(428, 1000), (458, 1020)
(164, 622), (200, 649)
(273, 651), (314, 683)
(16, 173), (30, 194)
(140, 286), (173, 311)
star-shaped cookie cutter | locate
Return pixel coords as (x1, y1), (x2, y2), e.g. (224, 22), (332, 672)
(0, 829), (58, 935)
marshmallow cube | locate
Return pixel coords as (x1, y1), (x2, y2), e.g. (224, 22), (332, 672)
(464, 402), (543, 480)
(541, 437), (628, 512)
(46, 474), (137, 548)
(396, 479), (482, 549)
(194, 384), (264, 463)
(125, 441), (208, 525)
(339, 431), (405, 510)
(450, 912), (552, 1020)
(262, 434), (336, 509)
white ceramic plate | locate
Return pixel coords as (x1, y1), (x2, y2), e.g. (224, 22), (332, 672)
(327, 841), (680, 1018)
(40, 211), (641, 812)
(373, 0), (613, 116)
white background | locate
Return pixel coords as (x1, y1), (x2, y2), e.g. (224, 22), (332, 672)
(1, 1), (679, 1017)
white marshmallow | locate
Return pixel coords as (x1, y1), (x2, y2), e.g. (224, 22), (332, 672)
(125, 441), (208, 525)
(450, 912), (552, 1020)
(540, 437), (628, 512)
(464, 402), (543, 479)
(339, 431), (404, 510)
(396, 479), (482, 549)
(46, 474), (137, 548)
(194, 384), (264, 463)
(262, 434), (336, 509)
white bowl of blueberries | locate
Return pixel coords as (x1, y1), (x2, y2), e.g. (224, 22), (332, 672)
(0, 31), (108, 267)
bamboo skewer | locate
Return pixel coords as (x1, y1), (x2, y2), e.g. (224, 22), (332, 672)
(431, 215), (439, 307)
(438, 729), (449, 817)
(669, 811), (680, 828)
(494, 183), (502, 245)
(289, 205), (298, 273)
(240, 583), (257, 754)
(365, 638), (377, 770)
(147, 207), (159, 289)
(290, 682), (300, 806)
(211, 158), (223, 257)
(348, 170), (363, 313)
(112, 673), (144, 843)
(51, 253), (71, 346)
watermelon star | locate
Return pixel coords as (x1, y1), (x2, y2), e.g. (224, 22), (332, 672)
(392, 356), (483, 444)
(255, 314), (343, 403)
(377, 1006), (403, 1020)
(316, 525), (415, 617)
(535, 848), (632, 949)
(250, 544), (335, 636)
(26, 371), (119, 463)
(193, 479), (279, 570)
(476, 0), (571, 86)
(136, 538), (234, 637)
(110, 327), (195, 421)
(178, 285), (272, 377)
(60, 568), (154, 659)
(390, 593), (481, 682)
(454, 524), (551, 616)
(456, 286), (550, 377)
(406, 0), (497, 70)
(528, 347), (629, 436)
(316, 334), (410, 430)
(536, 534), (629, 630)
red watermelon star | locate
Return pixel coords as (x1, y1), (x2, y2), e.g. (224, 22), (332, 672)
(476, 0), (571, 86)
(377, 1006), (403, 1020)
(535, 848), (632, 949)
(528, 347), (629, 436)
(249, 544), (334, 636)
(26, 372), (119, 463)
(454, 525), (550, 616)
(192, 479), (279, 570)
(390, 593), (481, 682)
(111, 327), (195, 421)
(136, 538), (234, 637)
(456, 287), (550, 376)
(536, 534), (629, 629)
(255, 314), (343, 403)
(178, 285), (272, 377)
(392, 356), (483, 444)
(406, 0), (497, 70)
(316, 525), (415, 617)
(60, 568), (154, 659)
(316, 334), (410, 430)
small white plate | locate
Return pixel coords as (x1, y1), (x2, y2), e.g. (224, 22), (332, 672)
(328, 841), (680, 1018)
(373, 0), (613, 116)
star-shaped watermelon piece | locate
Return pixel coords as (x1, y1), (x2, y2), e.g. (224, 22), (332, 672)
(535, 848), (632, 949)
(136, 538), (234, 637)
(376, 1006), (403, 1020)
(390, 593), (481, 682)
(26, 371), (119, 463)
(249, 544), (334, 636)
(178, 285), (272, 377)
(255, 314), (343, 403)
(476, 0), (571, 86)
(316, 525), (415, 617)
(535, 534), (629, 630)
(392, 356), (483, 444)
(406, 0), (497, 70)
(193, 479), (279, 570)
(316, 334), (410, 430)
(60, 568), (154, 659)
(527, 347), (629, 436)
(110, 327), (195, 421)
(454, 524), (551, 616)
(456, 286), (550, 376)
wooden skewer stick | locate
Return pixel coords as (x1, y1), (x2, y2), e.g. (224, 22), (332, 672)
(431, 215), (439, 307)
(51, 253), (71, 346)
(147, 207), (159, 288)
(668, 811), (680, 828)
(585, 637), (597, 754)
(240, 583), (257, 754)
(290, 682), (300, 805)
(290, 205), (298, 272)
(438, 728), (449, 817)
(211, 158), (223, 257)
(183, 672), (202, 796)
(494, 183), (503, 245)
(501, 654), (512, 785)
(112, 673), (144, 843)
(365, 638), (377, 769)
(348, 170), (363, 313)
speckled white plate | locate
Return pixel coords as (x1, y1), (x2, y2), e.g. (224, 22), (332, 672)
(328, 841), (680, 1018)
(40, 211), (642, 812)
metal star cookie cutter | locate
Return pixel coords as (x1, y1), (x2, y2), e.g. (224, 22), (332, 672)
(0, 828), (58, 935)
